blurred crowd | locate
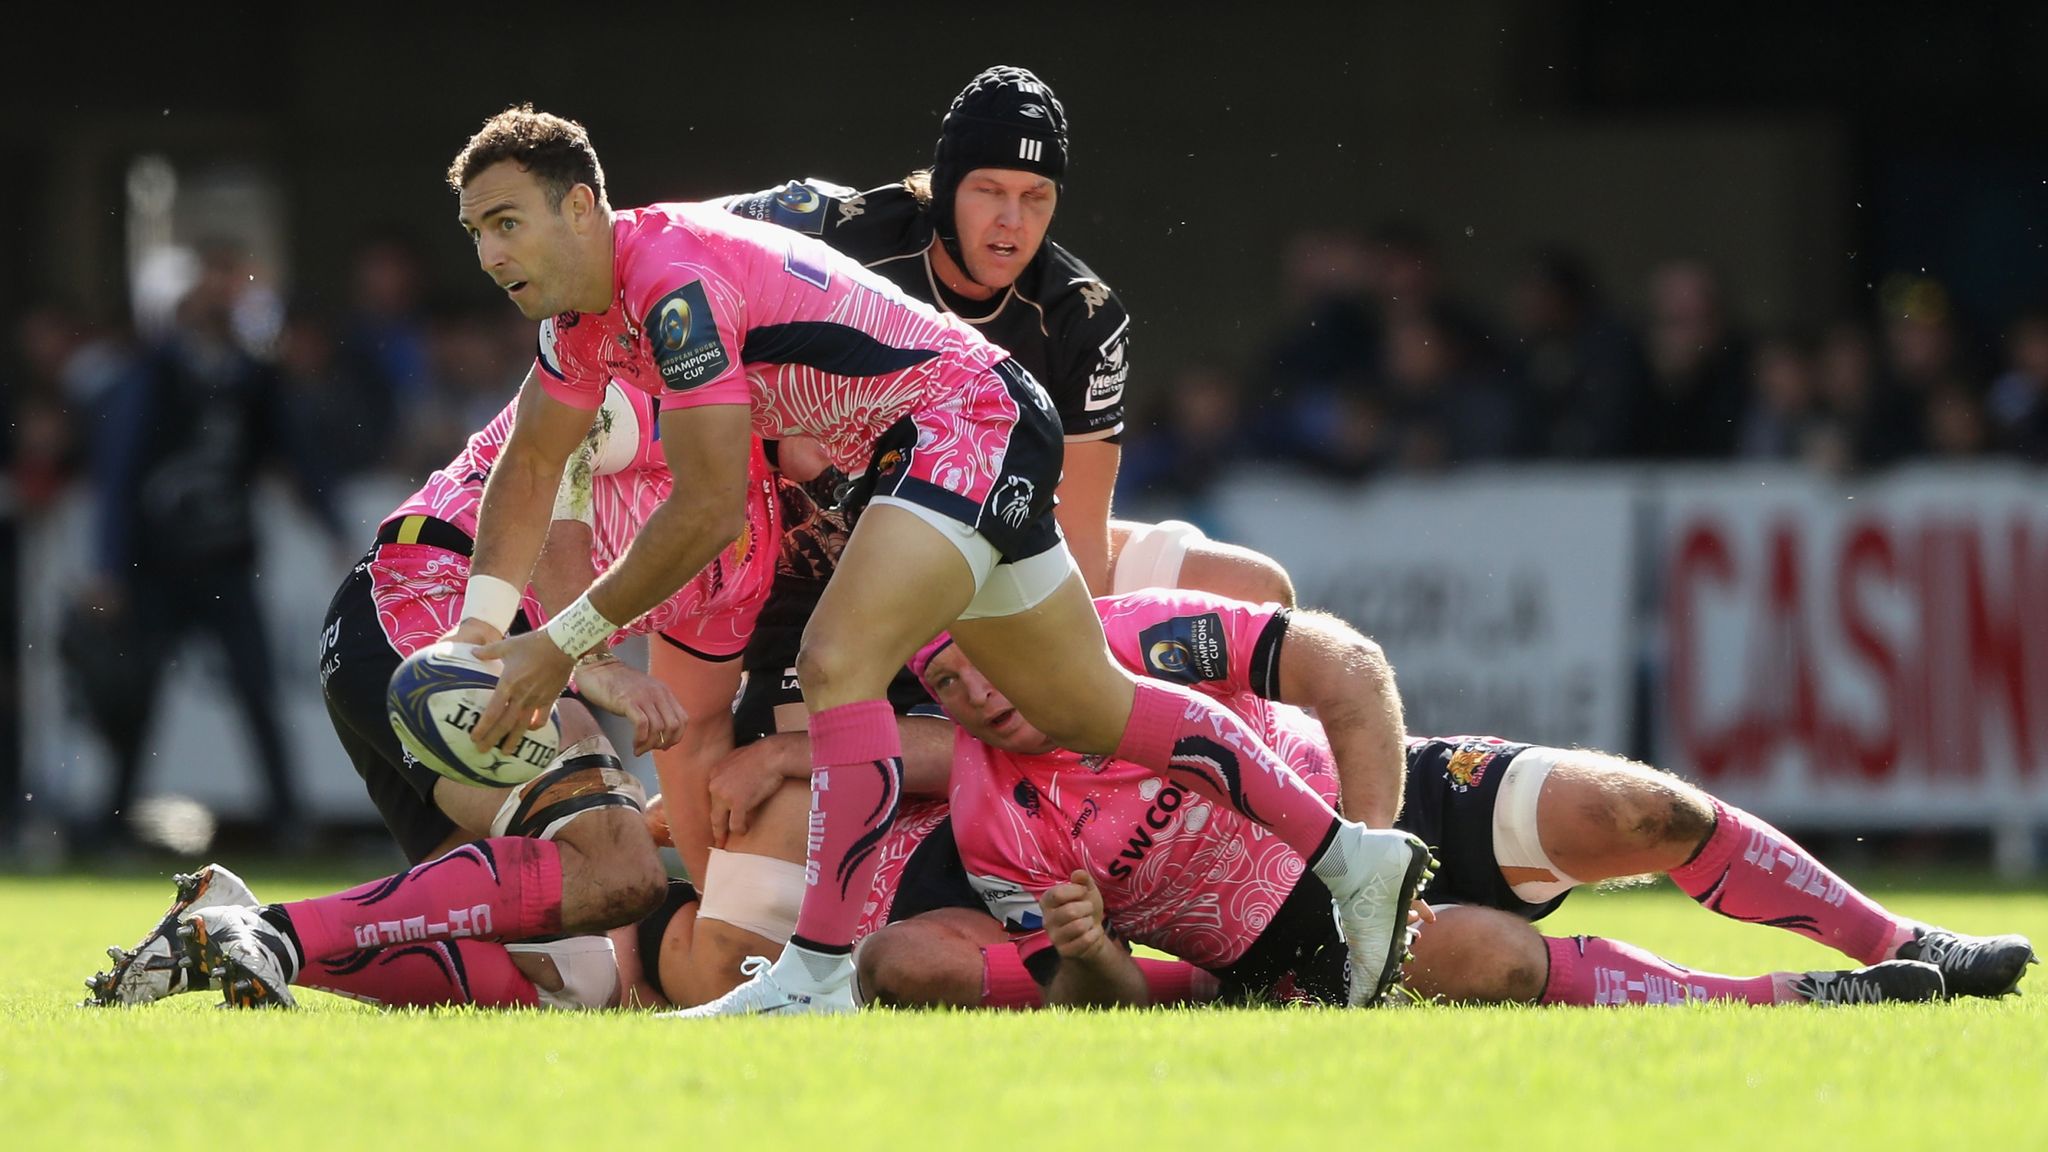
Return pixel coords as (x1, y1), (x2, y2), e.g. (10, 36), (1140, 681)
(1119, 224), (2048, 512)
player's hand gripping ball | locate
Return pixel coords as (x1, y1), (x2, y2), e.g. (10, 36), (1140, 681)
(387, 641), (562, 787)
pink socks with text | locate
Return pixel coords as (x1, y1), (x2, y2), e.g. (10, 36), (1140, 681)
(1542, 935), (1791, 1005)
(1115, 679), (1343, 861)
(275, 838), (564, 964)
(1668, 798), (1914, 965)
(298, 940), (541, 1008)
(787, 700), (903, 960)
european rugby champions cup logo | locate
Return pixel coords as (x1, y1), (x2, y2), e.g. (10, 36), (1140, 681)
(647, 281), (730, 391)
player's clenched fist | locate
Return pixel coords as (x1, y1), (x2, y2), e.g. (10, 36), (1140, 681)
(1043, 869), (1114, 962)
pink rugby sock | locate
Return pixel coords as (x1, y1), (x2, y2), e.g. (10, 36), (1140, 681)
(981, 943), (1045, 1009)
(1115, 679), (1342, 861)
(298, 940), (541, 1009)
(1542, 935), (1790, 1006)
(276, 838), (564, 963)
(1668, 799), (1914, 965)
(1135, 958), (1222, 1005)
(788, 700), (902, 956)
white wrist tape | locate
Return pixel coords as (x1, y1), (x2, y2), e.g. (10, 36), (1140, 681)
(696, 849), (806, 943)
(544, 593), (618, 658)
(460, 574), (522, 633)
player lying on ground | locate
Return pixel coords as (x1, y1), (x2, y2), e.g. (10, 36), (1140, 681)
(87, 379), (778, 1008)
(848, 589), (2035, 1007)
(443, 105), (1428, 1016)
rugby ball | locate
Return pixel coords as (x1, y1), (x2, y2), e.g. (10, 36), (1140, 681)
(386, 642), (562, 787)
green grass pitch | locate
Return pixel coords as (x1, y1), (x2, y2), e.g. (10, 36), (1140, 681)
(3, 865), (2041, 1151)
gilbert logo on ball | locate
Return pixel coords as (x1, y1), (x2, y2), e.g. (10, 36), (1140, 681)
(387, 642), (562, 787)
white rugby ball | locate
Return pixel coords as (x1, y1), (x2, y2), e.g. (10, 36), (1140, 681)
(386, 641), (562, 787)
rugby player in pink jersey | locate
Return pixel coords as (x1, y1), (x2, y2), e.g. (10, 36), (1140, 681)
(438, 106), (1431, 1016)
(850, 589), (2031, 1008)
(88, 382), (780, 1009)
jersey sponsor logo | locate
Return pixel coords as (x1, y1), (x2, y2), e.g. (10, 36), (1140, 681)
(970, 873), (1044, 933)
(1085, 318), (1128, 411)
(837, 191), (867, 225)
(1068, 797), (1100, 839)
(1075, 278), (1111, 319)
(1105, 777), (1206, 880)
(1138, 613), (1230, 685)
(646, 281), (730, 391)
(1012, 779), (1043, 818)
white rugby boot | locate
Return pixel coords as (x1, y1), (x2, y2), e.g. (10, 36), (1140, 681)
(84, 864), (259, 1007)
(1312, 823), (1437, 1007)
(180, 905), (298, 1009)
(656, 953), (858, 1018)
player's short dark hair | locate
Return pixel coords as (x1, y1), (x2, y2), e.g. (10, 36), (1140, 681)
(447, 105), (607, 209)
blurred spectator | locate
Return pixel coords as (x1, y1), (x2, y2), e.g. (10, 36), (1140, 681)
(1508, 249), (1645, 459)
(384, 305), (531, 481)
(1251, 228), (1382, 460)
(276, 305), (384, 484)
(13, 303), (128, 511)
(1117, 364), (1249, 526)
(1637, 259), (1749, 459)
(332, 233), (434, 475)
(1987, 308), (2048, 461)
(1736, 335), (1823, 461)
(1807, 320), (1916, 471)
(1379, 300), (1518, 473)
(1924, 385), (1990, 459)
(70, 243), (345, 851)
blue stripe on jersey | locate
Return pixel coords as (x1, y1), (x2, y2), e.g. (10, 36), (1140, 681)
(740, 321), (941, 378)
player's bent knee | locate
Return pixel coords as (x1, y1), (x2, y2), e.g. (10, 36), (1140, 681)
(1407, 906), (1547, 1004)
(497, 751), (666, 921)
(793, 634), (890, 704)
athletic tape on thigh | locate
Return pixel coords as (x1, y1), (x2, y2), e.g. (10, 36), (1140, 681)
(504, 936), (620, 1011)
(489, 752), (646, 841)
(695, 849), (806, 943)
(1112, 520), (1205, 595)
(1490, 746), (1581, 904)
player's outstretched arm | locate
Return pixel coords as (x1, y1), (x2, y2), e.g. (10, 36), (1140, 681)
(1276, 610), (1406, 828)
(1042, 870), (1149, 1008)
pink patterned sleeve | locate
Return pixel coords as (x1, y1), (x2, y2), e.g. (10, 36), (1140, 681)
(1093, 588), (1289, 698)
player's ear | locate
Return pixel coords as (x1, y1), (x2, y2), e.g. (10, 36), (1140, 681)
(563, 183), (596, 228)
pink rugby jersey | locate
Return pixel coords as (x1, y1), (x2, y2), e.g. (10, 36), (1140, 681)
(533, 203), (1018, 484)
(952, 589), (1332, 969)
